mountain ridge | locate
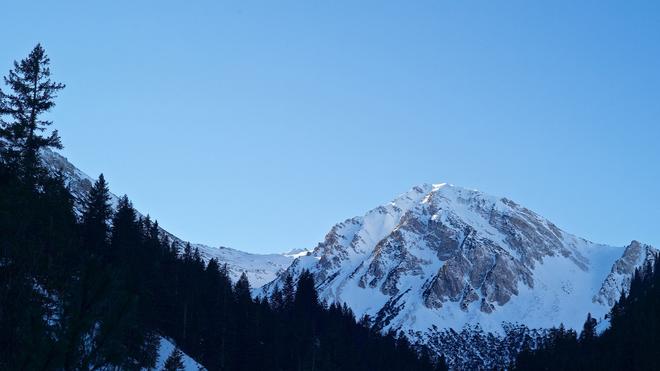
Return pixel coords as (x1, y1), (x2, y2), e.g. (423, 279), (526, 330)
(40, 148), (296, 288)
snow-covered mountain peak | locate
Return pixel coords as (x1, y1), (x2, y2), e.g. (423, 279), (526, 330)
(283, 248), (312, 258)
(264, 182), (656, 367)
(306, 182), (588, 283)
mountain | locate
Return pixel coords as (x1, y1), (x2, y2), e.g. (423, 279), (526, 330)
(261, 183), (656, 368)
(41, 148), (655, 368)
(40, 148), (296, 288)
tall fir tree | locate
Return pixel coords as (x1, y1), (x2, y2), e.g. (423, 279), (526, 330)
(294, 270), (319, 313)
(282, 273), (295, 310)
(234, 272), (252, 305)
(182, 242), (193, 262)
(0, 44), (65, 174)
(110, 195), (140, 254)
(81, 174), (112, 253)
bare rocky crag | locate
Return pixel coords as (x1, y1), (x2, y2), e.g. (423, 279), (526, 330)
(594, 240), (657, 306)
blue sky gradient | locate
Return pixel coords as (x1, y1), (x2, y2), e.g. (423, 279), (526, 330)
(3, 1), (660, 253)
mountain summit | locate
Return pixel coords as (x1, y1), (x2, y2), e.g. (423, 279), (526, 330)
(263, 183), (656, 365)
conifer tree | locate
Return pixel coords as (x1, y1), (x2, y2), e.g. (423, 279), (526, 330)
(205, 258), (220, 280)
(294, 270), (319, 312)
(110, 195), (140, 259)
(183, 242), (193, 262)
(270, 286), (284, 310)
(234, 272), (252, 305)
(192, 247), (204, 269)
(163, 347), (185, 371)
(579, 312), (597, 344)
(82, 174), (112, 252)
(0, 44), (65, 173)
(282, 273), (295, 309)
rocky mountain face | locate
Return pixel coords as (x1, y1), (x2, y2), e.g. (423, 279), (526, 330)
(593, 240), (657, 306)
(262, 183), (656, 368)
(40, 149), (295, 288)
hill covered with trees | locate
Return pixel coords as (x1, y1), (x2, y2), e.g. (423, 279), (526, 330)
(0, 45), (446, 371)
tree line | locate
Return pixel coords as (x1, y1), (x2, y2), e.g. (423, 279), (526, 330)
(0, 44), (446, 371)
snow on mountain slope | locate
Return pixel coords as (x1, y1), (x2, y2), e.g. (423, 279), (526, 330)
(193, 245), (298, 288)
(594, 240), (657, 306)
(152, 337), (205, 371)
(40, 148), (295, 288)
(262, 183), (656, 365)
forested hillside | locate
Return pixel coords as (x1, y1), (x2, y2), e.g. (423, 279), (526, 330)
(0, 45), (445, 371)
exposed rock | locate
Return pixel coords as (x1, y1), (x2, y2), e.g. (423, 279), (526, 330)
(594, 240), (658, 306)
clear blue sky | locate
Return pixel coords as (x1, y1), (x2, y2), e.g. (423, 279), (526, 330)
(3, 1), (659, 253)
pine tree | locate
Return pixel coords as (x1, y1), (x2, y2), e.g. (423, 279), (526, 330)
(579, 312), (597, 344)
(192, 247), (204, 270)
(282, 273), (295, 310)
(205, 258), (220, 280)
(110, 195), (140, 260)
(0, 44), (65, 174)
(162, 347), (185, 371)
(182, 242), (193, 262)
(234, 272), (251, 305)
(81, 174), (112, 253)
(294, 270), (319, 313)
(270, 286), (284, 310)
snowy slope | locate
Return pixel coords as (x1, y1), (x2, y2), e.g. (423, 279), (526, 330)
(152, 337), (205, 371)
(193, 244), (300, 288)
(40, 148), (297, 288)
(262, 183), (656, 366)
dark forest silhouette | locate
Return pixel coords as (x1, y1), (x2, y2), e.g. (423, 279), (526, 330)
(0, 45), (445, 371)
